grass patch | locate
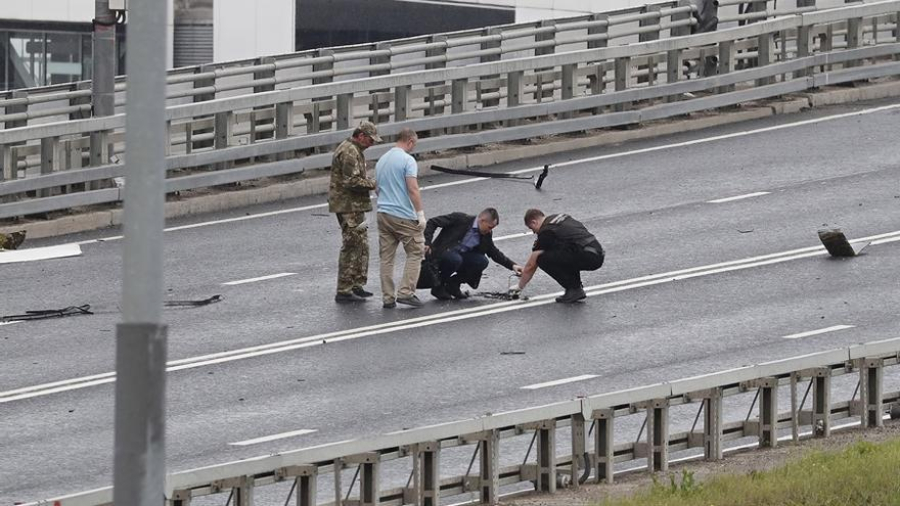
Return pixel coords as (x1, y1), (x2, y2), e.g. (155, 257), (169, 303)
(602, 439), (900, 506)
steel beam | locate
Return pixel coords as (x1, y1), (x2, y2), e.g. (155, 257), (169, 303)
(594, 409), (615, 484)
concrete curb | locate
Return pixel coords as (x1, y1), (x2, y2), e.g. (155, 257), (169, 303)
(4, 80), (900, 239)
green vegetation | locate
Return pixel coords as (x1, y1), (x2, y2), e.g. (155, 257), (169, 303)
(602, 439), (900, 506)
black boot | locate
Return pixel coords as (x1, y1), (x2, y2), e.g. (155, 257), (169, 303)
(555, 286), (586, 304)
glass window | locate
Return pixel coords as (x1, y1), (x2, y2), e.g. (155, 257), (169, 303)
(8, 31), (47, 87)
(46, 32), (83, 85)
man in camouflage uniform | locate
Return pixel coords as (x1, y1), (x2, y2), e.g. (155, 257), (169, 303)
(0, 230), (26, 250)
(329, 122), (382, 303)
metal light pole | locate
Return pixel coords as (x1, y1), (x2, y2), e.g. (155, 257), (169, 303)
(92, 0), (116, 118)
(112, 0), (169, 504)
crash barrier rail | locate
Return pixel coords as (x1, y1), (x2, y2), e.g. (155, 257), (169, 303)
(2, 1), (900, 220)
(5, 0), (847, 129)
(26, 336), (900, 506)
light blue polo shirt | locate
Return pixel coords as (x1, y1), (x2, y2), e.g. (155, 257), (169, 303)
(375, 147), (418, 220)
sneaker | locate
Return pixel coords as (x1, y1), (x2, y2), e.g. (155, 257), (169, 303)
(555, 287), (586, 304)
(430, 285), (452, 301)
(352, 287), (374, 298)
(383, 300), (397, 309)
(335, 292), (368, 303)
(396, 295), (424, 308)
(446, 282), (469, 299)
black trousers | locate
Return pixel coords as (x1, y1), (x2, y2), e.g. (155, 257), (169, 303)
(537, 246), (604, 289)
(439, 250), (490, 288)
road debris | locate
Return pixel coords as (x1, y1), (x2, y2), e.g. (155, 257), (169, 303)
(164, 295), (222, 308)
(430, 164), (550, 189)
(2, 305), (93, 322)
(818, 227), (869, 257)
(0, 230), (26, 250)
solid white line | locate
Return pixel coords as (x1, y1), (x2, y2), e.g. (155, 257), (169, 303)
(782, 324), (855, 340)
(708, 191), (771, 204)
(222, 272), (297, 286)
(0, 321), (23, 326)
(67, 102), (900, 248)
(521, 374), (599, 390)
(228, 429), (318, 446)
(4, 228), (899, 404)
(0, 243), (83, 264)
(494, 232), (532, 242)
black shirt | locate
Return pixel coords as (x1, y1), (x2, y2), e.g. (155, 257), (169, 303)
(533, 214), (601, 252)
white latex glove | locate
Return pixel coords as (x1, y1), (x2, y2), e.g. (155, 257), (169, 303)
(417, 210), (427, 229)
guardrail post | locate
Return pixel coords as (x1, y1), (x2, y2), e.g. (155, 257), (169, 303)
(451, 78), (468, 134)
(313, 49), (335, 132)
(758, 377), (778, 448)
(614, 57), (632, 112)
(570, 413), (586, 489)
(479, 27), (503, 110)
(790, 373), (800, 443)
(336, 93), (353, 132)
(535, 420), (557, 493)
(860, 358), (885, 428)
(295, 467), (318, 506)
(560, 64), (576, 119)
(214, 111), (234, 171)
(191, 64), (217, 151)
(333, 458), (344, 506)
(40, 137), (59, 198)
(234, 475), (254, 506)
(506, 71), (524, 127)
(72, 82), (92, 120)
(394, 85), (411, 122)
(593, 408), (614, 484)
(425, 35), (448, 120)
(0, 145), (15, 186)
(756, 32), (776, 86)
(895, 12), (900, 60)
(275, 101), (294, 161)
(480, 430), (500, 505)
(717, 40), (735, 94)
(358, 454), (381, 506)
(416, 442), (440, 506)
(704, 389), (724, 461)
(639, 5), (662, 85)
(170, 489), (191, 506)
(252, 56), (277, 146)
(3, 89), (28, 130)
(369, 42), (392, 124)
(846, 17), (864, 69)
(646, 399), (669, 472)
(587, 14), (609, 111)
(666, 49), (684, 102)
(535, 20), (557, 102)
(796, 24), (813, 78)
(812, 367), (832, 437)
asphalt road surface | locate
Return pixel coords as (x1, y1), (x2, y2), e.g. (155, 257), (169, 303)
(2, 98), (900, 504)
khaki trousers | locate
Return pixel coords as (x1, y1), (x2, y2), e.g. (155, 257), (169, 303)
(377, 212), (425, 303)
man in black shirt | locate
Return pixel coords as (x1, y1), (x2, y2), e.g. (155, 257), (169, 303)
(514, 209), (605, 303)
(423, 208), (523, 299)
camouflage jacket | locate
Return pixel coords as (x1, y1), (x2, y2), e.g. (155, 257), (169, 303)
(328, 139), (377, 213)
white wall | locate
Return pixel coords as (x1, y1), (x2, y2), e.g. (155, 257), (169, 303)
(1, 0), (95, 22)
(214, 0), (295, 63)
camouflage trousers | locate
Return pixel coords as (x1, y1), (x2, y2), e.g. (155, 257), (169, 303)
(335, 212), (369, 294)
(0, 231), (26, 250)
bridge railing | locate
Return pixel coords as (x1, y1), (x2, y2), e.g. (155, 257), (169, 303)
(4, 0), (846, 130)
(23, 336), (900, 506)
(1, 0), (899, 220)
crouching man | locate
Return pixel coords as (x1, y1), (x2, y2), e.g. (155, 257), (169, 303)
(424, 208), (523, 299)
(513, 209), (604, 303)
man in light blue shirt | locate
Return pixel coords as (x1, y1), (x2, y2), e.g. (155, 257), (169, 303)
(375, 128), (426, 309)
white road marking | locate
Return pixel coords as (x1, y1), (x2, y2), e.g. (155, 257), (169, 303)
(782, 324), (855, 340)
(228, 429), (318, 446)
(521, 374), (599, 390)
(0, 321), (23, 326)
(494, 232), (532, 242)
(3, 229), (899, 404)
(222, 272), (297, 286)
(0, 243), (82, 264)
(708, 191), (771, 204)
(67, 102), (900, 248)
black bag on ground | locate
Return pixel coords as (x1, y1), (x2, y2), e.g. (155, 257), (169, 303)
(417, 256), (441, 289)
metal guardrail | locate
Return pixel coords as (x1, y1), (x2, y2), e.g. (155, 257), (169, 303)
(4, 0), (841, 129)
(23, 337), (900, 506)
(2, 1), (900, 220)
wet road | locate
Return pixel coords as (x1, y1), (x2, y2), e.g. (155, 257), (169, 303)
(2, 98), (900, 503)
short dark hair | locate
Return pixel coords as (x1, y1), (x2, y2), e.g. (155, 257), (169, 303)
(480, 207), (500, 225)
(524, 208), (544, 224)
(352, 128), (364, 138)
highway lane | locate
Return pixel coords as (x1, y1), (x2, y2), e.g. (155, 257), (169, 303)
(2, 98), (900, 502)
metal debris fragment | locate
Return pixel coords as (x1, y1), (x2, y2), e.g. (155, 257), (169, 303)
(164, 295), (222, 307)
(2, 305), (93, 322)
(818, 228), (868, 257)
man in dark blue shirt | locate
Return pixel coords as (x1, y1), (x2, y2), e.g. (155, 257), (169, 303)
(423, 208), (523, 299)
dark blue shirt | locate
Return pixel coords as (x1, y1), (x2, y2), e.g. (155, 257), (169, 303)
(456, 218), (481, 253)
